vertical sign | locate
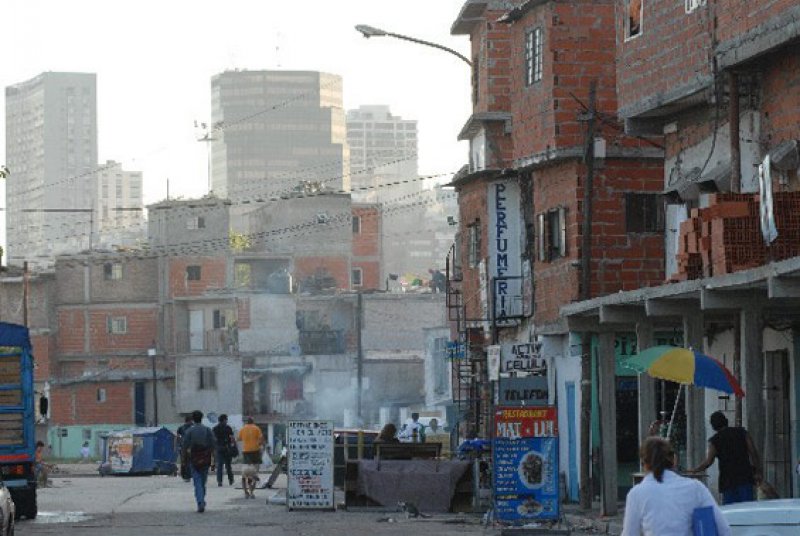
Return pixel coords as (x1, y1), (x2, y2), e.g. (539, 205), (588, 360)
(487, 345), (501, 381)
(487, 180), (524, 322)
(287, 420), (335, 510)
(494, 407), (559, 522)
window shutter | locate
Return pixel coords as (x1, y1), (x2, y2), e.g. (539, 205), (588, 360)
(559, 207), (568, 257)
(537, 213), (546, 262)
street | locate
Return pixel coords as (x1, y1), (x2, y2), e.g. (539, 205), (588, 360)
(18, 474), (494, 536)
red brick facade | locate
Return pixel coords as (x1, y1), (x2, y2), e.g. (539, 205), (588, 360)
(169, 257), (227, 297)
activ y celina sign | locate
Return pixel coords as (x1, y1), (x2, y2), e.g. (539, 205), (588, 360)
(487, 180), (524, 323)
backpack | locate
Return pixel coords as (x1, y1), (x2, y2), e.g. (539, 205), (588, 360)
(191, 445), (213, 469)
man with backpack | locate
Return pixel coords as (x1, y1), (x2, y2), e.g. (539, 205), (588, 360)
(182, 410), (216, 513)
(212, 414), (237, 487)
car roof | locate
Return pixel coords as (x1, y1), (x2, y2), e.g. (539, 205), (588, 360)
(721, 499), (800, 525)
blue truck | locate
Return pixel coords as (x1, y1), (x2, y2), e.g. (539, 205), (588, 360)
(0, 322), (37, 519)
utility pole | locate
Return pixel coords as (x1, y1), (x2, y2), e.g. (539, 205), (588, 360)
(148, 344), (159, 426)
(579, 80), (597, 511)
(356, 292), (364, 425)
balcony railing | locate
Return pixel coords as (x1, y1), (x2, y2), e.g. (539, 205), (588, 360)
(175, 328), (238, 354)
(299, 330), (345, 355)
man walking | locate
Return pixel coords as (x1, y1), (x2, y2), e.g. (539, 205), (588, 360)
(238, 416), (265, 465)
(690, 411), (762, 504)
(212, 414), (236, 487)
(182, 410), (216, 512)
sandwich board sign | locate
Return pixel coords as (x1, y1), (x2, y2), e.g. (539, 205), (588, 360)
(286, 420), (335, 510)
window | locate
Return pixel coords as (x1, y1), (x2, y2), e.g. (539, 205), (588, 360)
(685, 0), (706, 13)
(471, 56), (479, 105)
(103, 262), (122, 280)
(536, 207), (567, 262)
(186, 265), (201, 281)
(468, 221), (482, 268)
(96, 388), (107, 402)
(212, 309), (228, 329)
(625, 0), (643, 40)
(82, 429), (92, 440)
(107, 317), (127, 334)
(625, 193), (664, 233)
(525, 28), (543, 86)
(198, 367), (217, 390)
(351, 268), (363, 287)
(186, 216), (206, 230)
(352, 215), (361, 234)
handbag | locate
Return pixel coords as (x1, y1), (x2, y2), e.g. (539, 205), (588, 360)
(228, 438), (239, 458)
(692, 506), (717, 536)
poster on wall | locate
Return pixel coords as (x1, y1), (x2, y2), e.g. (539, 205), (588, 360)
(487, 345), (501, 382)
(286, 420), (335, 510)
(108, 432), (134, 473)
(494, 436), (559, 522)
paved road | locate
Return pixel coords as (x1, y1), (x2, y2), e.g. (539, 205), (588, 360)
(18, 475), (494, 535)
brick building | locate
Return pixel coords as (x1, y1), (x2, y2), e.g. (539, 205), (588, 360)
(448, 0), (666, 503)
(554, 0), (800, 513)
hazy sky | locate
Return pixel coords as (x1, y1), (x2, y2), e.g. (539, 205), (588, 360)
(0, 0), (472, 244)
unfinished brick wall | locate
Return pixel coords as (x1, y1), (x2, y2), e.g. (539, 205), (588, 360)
(50, 381), (133, 425)
(761, 45), (800, 148)
(294, 256), (350, 291)
(88, 308), (158, 353)
(716, 0), (800, 45)
(57, 310), (86, 354)
(352, 205), (381, 258)
(512, 1), (620, 159)
(616, 0), (713, 116)
(456, 178), (489, 323)
(169, 257), (227, 297)
(532, 158), (664, 324)
(468, 10), (513, 115)
(31, 334), (55, 383)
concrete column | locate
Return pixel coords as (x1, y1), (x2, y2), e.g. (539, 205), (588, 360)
(636, 321), (656, 444)
(741, 307), (765, 459)
(598, 331), (618, 516)
(683, 314), (706, 468)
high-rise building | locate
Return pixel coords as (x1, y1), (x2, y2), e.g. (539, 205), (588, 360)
(94, 160), (145, 248)
(209, 70), (349, 206)
(5, 72), (98, 266)
(346, 105), (418, 201)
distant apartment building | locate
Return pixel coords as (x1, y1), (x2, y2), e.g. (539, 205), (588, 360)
(346, 105), (418, 201)
(5, 72), (98, 267)
(209, 70), (349, 208)
(94, 160), (145, 249)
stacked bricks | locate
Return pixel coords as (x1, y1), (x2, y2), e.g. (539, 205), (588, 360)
(673, 192), (800, 280)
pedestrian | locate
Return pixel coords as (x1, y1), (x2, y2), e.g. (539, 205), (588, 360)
(176, 415), (193, 482)
(400, 413), (425, 443)
(80, 441), (91, 461)
(238, 417), (264, 465)
(689, 411), (762, 505)
(375, 423), (399, 444)
(34, 441), (48, 488)
(212, 414), (236, 487)
(622, 437), (731, 536)
(182, 410), (216, 513)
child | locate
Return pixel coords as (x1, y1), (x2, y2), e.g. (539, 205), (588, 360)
(241, 463), (260, 499)
(80, 441), (90, 461)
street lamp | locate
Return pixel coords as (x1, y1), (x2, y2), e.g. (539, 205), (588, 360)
(355, 24), (472, 67)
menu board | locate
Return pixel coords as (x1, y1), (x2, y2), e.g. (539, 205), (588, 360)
(286, 420), (335, 510)
(494, 437), (559, 522)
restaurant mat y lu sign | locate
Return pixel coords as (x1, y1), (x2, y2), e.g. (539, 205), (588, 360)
(495, 407), (558, 439)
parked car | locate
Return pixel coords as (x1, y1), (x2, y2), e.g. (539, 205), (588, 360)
(721, 499), (800, 535)
(0, 481), (16, 535)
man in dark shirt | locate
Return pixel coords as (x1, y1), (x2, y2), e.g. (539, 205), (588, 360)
(212, 414), (236, 487)
(183, 410), (216, 513)
(690, 411), (762, 504)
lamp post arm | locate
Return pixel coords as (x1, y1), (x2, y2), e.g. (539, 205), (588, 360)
(384, 32), (472, 67)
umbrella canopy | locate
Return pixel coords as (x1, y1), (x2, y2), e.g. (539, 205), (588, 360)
(625, 345), (745, 397)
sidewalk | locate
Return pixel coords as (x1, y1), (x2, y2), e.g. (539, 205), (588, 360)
(560, 503), (624, 535)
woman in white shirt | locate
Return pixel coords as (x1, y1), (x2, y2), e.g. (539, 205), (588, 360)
(622, 437), (731, 536)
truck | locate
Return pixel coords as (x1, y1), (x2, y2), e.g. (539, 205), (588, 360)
(0, 322), (37, 519)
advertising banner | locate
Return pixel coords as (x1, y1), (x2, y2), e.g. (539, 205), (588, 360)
(500, 342), (547, 374)
(495, 406), (558, 439)
(487, 180), (524, 323)
(498, 376), (549, 407)
(286, 420), (335, 510)
(494, 436), (559, 522)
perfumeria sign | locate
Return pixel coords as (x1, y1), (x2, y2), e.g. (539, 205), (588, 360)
(487, 180), (524, 322)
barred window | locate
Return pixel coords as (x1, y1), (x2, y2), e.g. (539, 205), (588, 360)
(525, 28), (543, 86)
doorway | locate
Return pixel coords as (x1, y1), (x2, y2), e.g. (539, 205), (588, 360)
(764, 350), (791, 497)
(134, 382), (146, 426)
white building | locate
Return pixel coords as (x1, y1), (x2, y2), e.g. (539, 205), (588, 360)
(5, 72), (98, 267)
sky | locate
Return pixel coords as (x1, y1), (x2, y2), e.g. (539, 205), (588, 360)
(0, 0), (472, 246)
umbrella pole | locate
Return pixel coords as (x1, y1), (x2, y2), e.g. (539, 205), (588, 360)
(666, 384), (683, 439)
